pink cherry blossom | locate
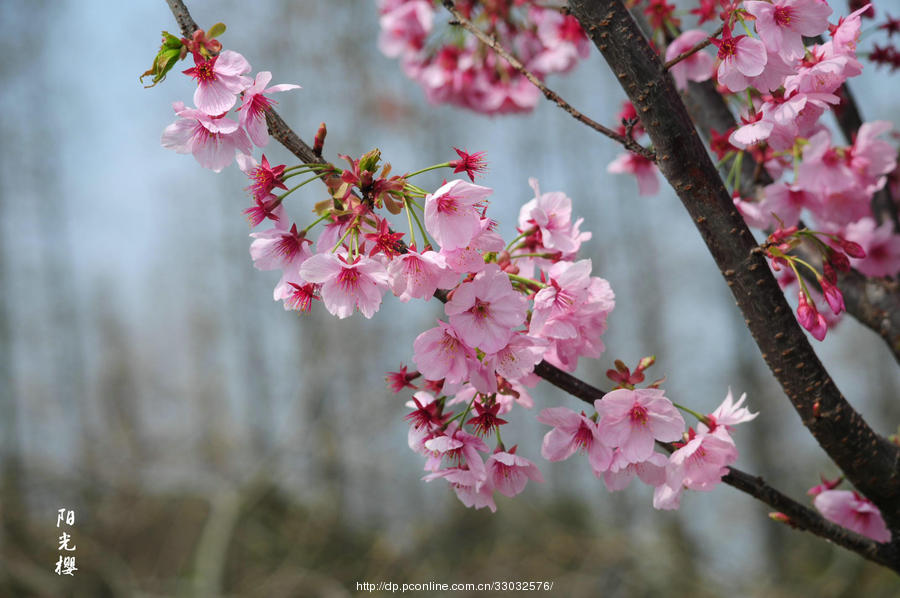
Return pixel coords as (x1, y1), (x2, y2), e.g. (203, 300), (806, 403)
(423, 425), (489, 475)
(595, 388), (685, 463)
(529, 259), (594, 339)
(665, 29), (715, 90)
(528, 8), (590, 74)
(439, 217), (505, 274)
(712, 27), (768, 92)
(666, 428), (738, 492)
(444, 265), (527, 353)
(828, 5), (871, 57)
(249, 222), (311, 271)
(424, 179), (493, 250)
(538, 275), (615, 372)
(161, 101), (252, 172)
(486, 449), (545, 497)
(424, 466), (496, 512)
(704, 388), (758, 431)
(813, 490), (891, 542)
(299, 253), (389, 319)
(238, 71), (301, 147)
(745, 0), (832, 59)
(607, 151), (660, 195)
(412, 321), (476, 385)
(602, 450), (668, 492)
(377, 0), (433, 59)
(518, 178), (588, 254)
(850, 121), (897, 191)
(237, 153), (288, 203)
(537, 407), (613, 473)
(734, 181), (816, 230)
(182, 50), (252, 115)
(387, 248), (457, 302)
(842, 218), (900, 277)
(486, 332), (546, 381)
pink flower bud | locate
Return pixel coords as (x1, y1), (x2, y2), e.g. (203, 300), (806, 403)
(841, 239), (867, 259)
(820, 279), (845, 315)
(797, 292), (828, 341)
(314, 122), (327, 155)
(829, 251), (851, 272)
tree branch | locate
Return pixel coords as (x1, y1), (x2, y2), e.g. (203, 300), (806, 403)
(679, 75), (900, 364)
(162, 0), (900, 571)
(441, 0), (656, 162)
(568, 0), (900, 535)
(532, 360), (900, 571)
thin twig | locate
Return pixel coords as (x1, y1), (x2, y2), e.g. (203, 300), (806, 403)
(442, 0), (656, 162)
(663, 24), (723, 70)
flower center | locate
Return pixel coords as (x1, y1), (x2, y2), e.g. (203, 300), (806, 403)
(574, 422), (594, 451)
(194, 60), (216, 82)
(471, 298), (491, 320)
(774, 6), (792, 27)
(436, 195), (458, 214)
(717, 37), (738, 60)
(629, 403), (649, 426)
(337, 267), (360, 291)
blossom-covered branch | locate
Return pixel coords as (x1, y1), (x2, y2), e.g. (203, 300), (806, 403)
(440, 0), (656, 162)
(676, 63), (900, 365)
(158, 0), (899, 572)
(530, 359), (899, 571)
(567, 0), (900, 533)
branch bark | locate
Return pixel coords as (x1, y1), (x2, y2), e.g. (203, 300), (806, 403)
(681, 78), (900, 364)
(568, 0), (900, 536)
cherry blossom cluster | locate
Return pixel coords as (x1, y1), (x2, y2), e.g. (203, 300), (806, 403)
(157, 27), (301, 173)
(604, 1), (900, 342)
(148, 19), (758, 519)
(375, 0), (589, 114)
(539, 380), (757, 511)
(762, 225), (865, 340)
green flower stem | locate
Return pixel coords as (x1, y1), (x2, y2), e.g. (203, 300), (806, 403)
(505, 227), (536, 251)
(507, 273), (546, 289)
(331, 216), (358, 253)
(672, 401), (709, 424)
(404, 198), (418, 249)
(405, 162), (451, 178)
(302, 212), (332, 234)
(276, 171), (332, 203)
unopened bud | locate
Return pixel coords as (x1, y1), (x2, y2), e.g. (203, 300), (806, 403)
(840, 239), (866, 259)
(637, 355), (656, 372)
(769, 512), (790, 524)
(829, 251), (851, 272)
(359, 148), (382, 174)
(314, 122), (327, 155)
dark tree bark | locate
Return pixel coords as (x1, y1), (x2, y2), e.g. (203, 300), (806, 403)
(567, 0), (900, 537)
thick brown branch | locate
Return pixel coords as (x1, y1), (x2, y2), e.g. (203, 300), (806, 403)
(680, 77), (900, 364)
(569, 0), (900, 540)
(441, 0), (656, 162)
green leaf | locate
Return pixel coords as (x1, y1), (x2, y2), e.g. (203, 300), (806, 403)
(206, 22), (226, 39)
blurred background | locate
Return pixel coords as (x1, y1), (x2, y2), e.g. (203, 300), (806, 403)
(1, 0), (899, 596)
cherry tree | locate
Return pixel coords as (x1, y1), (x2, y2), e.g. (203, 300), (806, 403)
(147, 0), (900, 573)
